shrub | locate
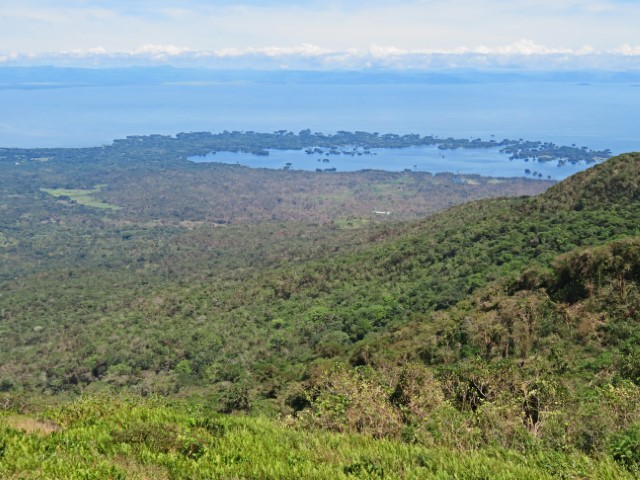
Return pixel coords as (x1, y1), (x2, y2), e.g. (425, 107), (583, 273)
(609, 424), (640, 472)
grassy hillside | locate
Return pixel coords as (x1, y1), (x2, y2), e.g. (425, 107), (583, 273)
(0, 396), (635, 479)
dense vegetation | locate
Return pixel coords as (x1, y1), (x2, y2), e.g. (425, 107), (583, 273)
(1, 138), (639, 477)
(0, 132), (551, 282)
(0, 396), (635, 479)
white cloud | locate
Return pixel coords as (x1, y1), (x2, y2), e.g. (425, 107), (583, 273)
(612, 44), (640, 56)
(360, 40), (578, 57)
(469, 40), (574, 56)
(132, 44), (194, 56)
(3, 41), (640, 71)
(249, 44), (333, 58)
(61, 46), (109, 56)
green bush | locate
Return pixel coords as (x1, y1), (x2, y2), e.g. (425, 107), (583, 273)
(609, 424), (640, 472)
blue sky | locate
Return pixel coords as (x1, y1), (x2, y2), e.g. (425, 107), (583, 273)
(1, 0), (639, 68)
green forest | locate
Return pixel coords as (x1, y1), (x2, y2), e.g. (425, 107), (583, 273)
(1, 135), (639, 478)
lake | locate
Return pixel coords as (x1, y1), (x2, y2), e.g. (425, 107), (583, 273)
(190, 146), (589, 180)
(1, 76), (638, 178)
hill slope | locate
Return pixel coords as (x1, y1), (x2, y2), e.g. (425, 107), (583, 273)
(0, 154), (638, 397)
(1, 152), (640, 477)
(538, 151), (640, 210)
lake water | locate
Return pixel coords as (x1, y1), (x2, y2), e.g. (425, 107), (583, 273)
(1, 79), (638, 178)
(191, 146), (589, 180)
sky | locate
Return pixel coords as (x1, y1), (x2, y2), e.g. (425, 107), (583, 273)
(1, 0), (640, 69)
